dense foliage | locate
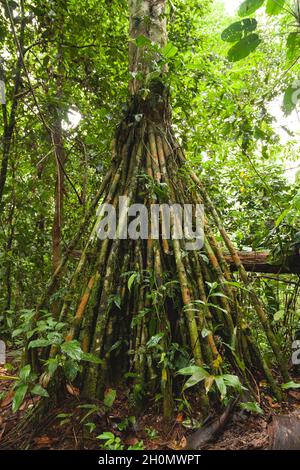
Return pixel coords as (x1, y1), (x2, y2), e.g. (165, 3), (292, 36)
(0, 0), (300, 438)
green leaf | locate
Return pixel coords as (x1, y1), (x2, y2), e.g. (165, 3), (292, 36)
(183, 371), (209, 391)
(104, 388), (117, 408)
(210, 292), (229, 299)
(286, 33), (300, 64)
(81, 352), (102, 364)
(228, 34), (261, 62)
(274, 310), (284, 322)
(97, 432), (115, 440)
(238, 0), (265, 17)
(222, 374), (243, 391)
(177, 365), (203, 376)
(19, 364), (31, 382)
(46, 358), (59, 377)
(275, 207), (290, 227)
(85, 422), (96, 433)
(31, 384), (49, 397)
(283, 84), (300, 115)
(266, 0), (285, 15)
(240, 401), (264, 414)
(28, 338), (52, 349)
(135, 35), (151, 47)
(221, 19), (257, 43)
(162, 42), (178, 59)
(215, 376), (227, 399)
(60, 340), (82, 361)
(282, 381), (300, 390)
(201, 327), (211, 338)
(12, 384), (28, 412)
(128, 273), (138, 292)
(146, 333), (164, 348)
(64, 359), (80, 381)
(12, 328), (24, 338)
(292, 194), (300, 211)
(177, 366), (210, 391)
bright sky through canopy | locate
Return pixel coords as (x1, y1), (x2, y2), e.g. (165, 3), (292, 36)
(221, 0), (300, 181)
(223, 0), (240, 15)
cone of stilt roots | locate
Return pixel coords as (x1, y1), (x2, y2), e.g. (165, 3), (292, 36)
(27, 0), (289, 422)
(26, 80), (289, 421)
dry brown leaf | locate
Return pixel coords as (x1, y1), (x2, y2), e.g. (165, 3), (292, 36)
(0, 390), (14, 408)
(288, 390), (300, 400)
(266, 396), (281, 409)
(176, 413), (184, 423)
(34, 436), (53, 447)
(124, 437), (139, 446)
(20, 399), (32, 411)
(168, 436), (187, 450)
(0, 424), (6, 442)
(66, 383), (80, 397)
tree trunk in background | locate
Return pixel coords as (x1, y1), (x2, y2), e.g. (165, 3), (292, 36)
(52, 117), (66, 275)
(0, 9), (26, 210)
(225, 251), (300, 274)
(51, 39), (66, 317)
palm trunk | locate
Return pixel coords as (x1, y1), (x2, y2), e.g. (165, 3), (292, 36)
(25, 0), (287, 425)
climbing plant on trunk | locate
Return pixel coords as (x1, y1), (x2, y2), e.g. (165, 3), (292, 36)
(26, 0), (289, 421)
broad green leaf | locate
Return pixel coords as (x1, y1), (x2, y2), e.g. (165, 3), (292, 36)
(283, 84), (300, 115)
(293, 194), (300, 211)
(64, 359), (80, 381)
(61, 340), (82, 361)
(162, 42), (178, 59)
(12, 328), (24, 338)
(183, 371), (208, 391)
(135, 35), (151, 47)
(19, 364), (31, 382)
(275, 207), (290, 227)
(221, 19), (257, 43)
(222, 374), (243, 390)
(177, 365), (207, 376)
(274, 310), (284, 322)
(28, 338), (52, 349)
(177, 366), (210, 391)
(286, 33), (300, 64)
(31, 384), (49, 397)
(104, 388), (117, 408)
(238, 0), (265, 17)
(282, 381), (300, 390)
(240, 401), (264, 414)
(215, 376), (227, 399)
(146, 333), (164, 348)
(128, 273), (138, 291)
(46, 358), (59, 377)
(81, 352), (102, 364)
(228, 34), (261, 62)
(266, 0), (285, 15)
(12, 384), (28, 412)
(97, 432), (115, 440)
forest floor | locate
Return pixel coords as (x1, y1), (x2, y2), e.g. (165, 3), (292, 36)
(1, 349), (300, 450)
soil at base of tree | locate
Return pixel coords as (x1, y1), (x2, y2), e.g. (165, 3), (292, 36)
(1, 349), (300, 450)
